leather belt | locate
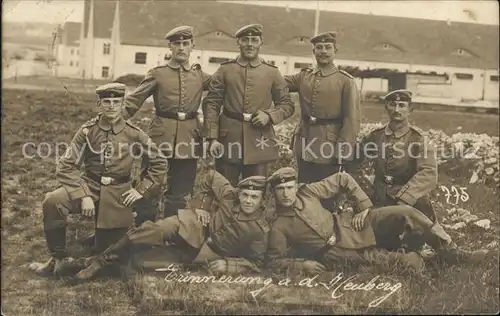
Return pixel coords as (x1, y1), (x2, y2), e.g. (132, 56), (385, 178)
(223, 109), (255, 122)
(156, 110), (198, 121)
(86, 171), (130, 185)
(302, 114), (343, 125)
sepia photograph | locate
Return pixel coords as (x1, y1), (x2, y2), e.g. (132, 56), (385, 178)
(1, 0), (499, 314)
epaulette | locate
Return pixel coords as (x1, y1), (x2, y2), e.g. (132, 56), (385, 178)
(409, 125), (426, 136)
(262, 59), (277, 68)
(339, 69), (354, 79)
(125, 120), (141, 131)
(80, 115), (99, 135)
(301, 67), (314, 73)
(220, 59), (237, 65)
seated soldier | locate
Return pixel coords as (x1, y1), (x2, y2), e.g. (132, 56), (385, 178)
(347, 89), (440, 252)
(266, 167), (491, 276)
(29, 83), (168, 277)
(72, 172), (270, 280)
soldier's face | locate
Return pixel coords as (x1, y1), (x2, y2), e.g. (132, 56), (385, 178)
(274, 181), (298, 207)
(98, 97), (124, 121)
(237, 36), (262, 59)
(169, 39), (193, 64)
(385, 101), (411, 122)
(238, 189), (264, 214)
(313, 43), (335, 65)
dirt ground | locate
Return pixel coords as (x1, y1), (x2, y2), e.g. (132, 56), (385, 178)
(1, 88), (499, 315)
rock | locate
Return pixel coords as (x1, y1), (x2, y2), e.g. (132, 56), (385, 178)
(473, 219), (491, 230)
(462, 214), (479, 223)
(484, 157), (497, 164)
(486, 241), (498, 249)
(469, 171), (479, 184)
(485, 167), (495, 175)
(450, 222), (466, 230)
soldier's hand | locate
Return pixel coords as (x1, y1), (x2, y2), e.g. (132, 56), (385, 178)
(81, 196), (95, 217)
(251, 110), (271, 127)
(208, 259), (227, 275)
(352, 208), (371, 231)
(209, 140), (224, 158)
(122, 188), (143, 207)
(195, 208), (211, 226)
(303, 260), (326, 275)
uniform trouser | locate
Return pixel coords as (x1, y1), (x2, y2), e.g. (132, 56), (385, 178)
(298, 159), (343, 211)
(376, 196), (438, 251)
(134, 158), (198, 224)
(98, 217), (200, 265)
(42, 187), (128, 259)
(215, 160), (269, 187)
(321, 205), (452, 270)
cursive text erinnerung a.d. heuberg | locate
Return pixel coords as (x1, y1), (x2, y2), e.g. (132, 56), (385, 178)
(156, 264), (402, 307)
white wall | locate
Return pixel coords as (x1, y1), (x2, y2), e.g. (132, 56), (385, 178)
(54, 44), (80, 77)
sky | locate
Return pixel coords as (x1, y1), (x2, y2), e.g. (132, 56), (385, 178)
(2, 0), (499, 25)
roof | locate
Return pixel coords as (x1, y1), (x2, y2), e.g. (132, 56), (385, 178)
(62, 22), (81, 46)
(117, 0), (499, 69)
(83, 0), (115, 39)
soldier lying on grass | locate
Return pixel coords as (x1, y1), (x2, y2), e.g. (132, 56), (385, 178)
(71, 171), (271, 281)
(266, 167), (493, 276)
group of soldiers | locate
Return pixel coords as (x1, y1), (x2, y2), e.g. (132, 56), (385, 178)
(30, 24), (493, 280)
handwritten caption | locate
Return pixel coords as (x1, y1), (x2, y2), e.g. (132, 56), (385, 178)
(439, 185), (470, 205)
(157, 264), (402, 308)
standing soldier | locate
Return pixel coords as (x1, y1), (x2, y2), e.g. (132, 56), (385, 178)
(348, 89), (439, 251)
(72, 173), (270, 280)
(122, 25), (211, 221)
(203, 24), (294, 186)
(285, 31), (360, 211)
(30, 83), (168, 277)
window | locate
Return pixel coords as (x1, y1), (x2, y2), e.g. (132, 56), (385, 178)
(209, 57), (231, 64)
(490, 75), (499, 82)
(101, 66), (109, 78)
(215, 31), (223, 36)
(294, 62), (312, 69)
(76, 49), (79, 55)
(76, 61), (79, 67)
(382, 43), (390, 49)
(103, 43), (111, 55)
(70, 49), (74, 55)
(69, 61), (73, 66)
(454, 73), (473, 80)
(453, 48), (473, 57)
(135, 52), (147, 64)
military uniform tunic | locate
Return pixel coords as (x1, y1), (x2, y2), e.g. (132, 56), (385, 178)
(123, 62), (211, 159)
(203, 56), (295, 165)
(49, 114), (168, 229)
(285, 66), (360, 164)
(351, 123), (438, 216)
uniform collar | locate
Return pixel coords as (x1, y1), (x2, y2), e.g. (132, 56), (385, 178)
(98, 115), (126, 134)
(233, 203), (265, 221)
(167, 60), (191, 71)
(384, 122), (410, 138)
(312, 65), (338, 77)
(236, 55), (262, 68)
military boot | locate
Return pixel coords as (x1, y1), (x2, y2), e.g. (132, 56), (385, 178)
(437, 242), (489, 264)
(74, 234), (131, 281)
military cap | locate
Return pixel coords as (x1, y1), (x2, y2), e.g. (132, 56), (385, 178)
(384, 89), (413, 102)
(95, 82), (126, 98)
(234, 24), (263, 38)
(267, 167), (297, 187)
(165, 25), (193, 42)
(237, 176), (267, 191)
(310, 31), (336, 44)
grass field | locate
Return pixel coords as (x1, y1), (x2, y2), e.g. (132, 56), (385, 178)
(1, 88), (499, 315)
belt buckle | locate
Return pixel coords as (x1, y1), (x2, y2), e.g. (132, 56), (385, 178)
(309, 115), (317, 124)
(327, 235), (336, 246)
(384, 175), (394, 184)
(243, 113), (252, 122)
(101, 176), (113, 185)
(177, 112), (186, 121)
